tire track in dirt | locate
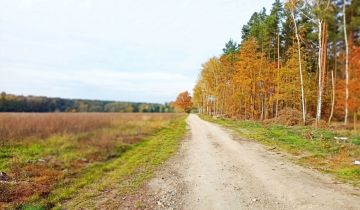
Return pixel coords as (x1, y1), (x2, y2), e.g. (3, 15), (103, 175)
(121, 114), (359, 210)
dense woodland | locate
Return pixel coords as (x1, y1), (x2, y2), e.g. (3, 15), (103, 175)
(193, 0), (360, 127)
(0, 92), (173, 112)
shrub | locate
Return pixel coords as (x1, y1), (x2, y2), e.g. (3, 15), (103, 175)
(265, 108), (315, 126)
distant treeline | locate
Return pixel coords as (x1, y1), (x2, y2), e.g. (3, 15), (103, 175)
(0, 92), (174, 113)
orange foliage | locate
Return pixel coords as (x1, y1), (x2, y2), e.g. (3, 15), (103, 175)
(349, 47), (360, 112)
(172, 91), (193, 113)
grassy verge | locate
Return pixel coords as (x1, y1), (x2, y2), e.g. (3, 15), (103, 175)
(20, 115), (187, 209)
(200, 115), (360, 185)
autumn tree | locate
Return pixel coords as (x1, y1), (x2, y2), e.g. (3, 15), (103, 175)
(349, 47), (360, 128)
(286, 0), (307, 124)
(173, 91), (193, 113)
(193, 0), (359, 129)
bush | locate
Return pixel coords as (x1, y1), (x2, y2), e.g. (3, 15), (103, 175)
(265, 108), (314, 126)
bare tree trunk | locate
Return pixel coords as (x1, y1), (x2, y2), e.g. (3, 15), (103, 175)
(206, 96), (209, 115)
(222, 90), (225, 115)
(321, 23), (328, 101)
(328, 70), (335, 124)
(343, 0), (349, 125)
(316, 20), (323, 127)
(354, 110), (357, 131)
(290, 8), (306, 125)
(329, 24), (337, 124)
(276, 32), (280, 118)
(203, 91), (206, 114)
(200, 94), (203, 114)
(260, 97), (264, 121)
(217, 96), (219, 116)
(265, 96), (268, 120)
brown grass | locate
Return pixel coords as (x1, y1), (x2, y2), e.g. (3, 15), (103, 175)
(0, 113), (178, 144)
(0, 113), (183, 208)
(264, 108), (315, 126)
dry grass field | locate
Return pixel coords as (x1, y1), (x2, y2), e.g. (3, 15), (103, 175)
(0, 113), (185, 209)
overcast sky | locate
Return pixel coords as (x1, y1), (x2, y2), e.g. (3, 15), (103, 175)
(0, 0), (274, 103)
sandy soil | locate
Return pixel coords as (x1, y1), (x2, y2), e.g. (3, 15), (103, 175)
(119, 114), (360, 210)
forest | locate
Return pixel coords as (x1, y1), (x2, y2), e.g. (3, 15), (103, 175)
(0, 92), (173, 113)
(193, 0), (360, 128)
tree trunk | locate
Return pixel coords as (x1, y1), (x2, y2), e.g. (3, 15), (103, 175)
(244, 98), (247, 120)
(329, 23), (337, 124)
(276, 32), (280, 118)
(207, 96), (209, 115)
(222, 90), (225, 115)
(291, 9), (306, 125)
(328, 70), (335, 124)
(316, 20), (323, 127)
(321, 22), (328, 93)
(354, 110), (357, 131)
(343, 0), (349, 125)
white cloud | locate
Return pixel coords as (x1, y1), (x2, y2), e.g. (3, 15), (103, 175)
(0, 0), (274, 103)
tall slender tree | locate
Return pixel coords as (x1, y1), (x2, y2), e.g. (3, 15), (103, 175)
(287, 0), (306, 124)
(343, 0), (349, 125)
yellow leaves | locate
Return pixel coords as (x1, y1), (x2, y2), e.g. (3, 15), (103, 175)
(172, 91), (193, 113)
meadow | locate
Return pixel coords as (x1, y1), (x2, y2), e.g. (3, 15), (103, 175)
(0, 113), (186, 209)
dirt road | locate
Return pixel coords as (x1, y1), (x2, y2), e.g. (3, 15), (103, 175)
(123, 114), (359, 210)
